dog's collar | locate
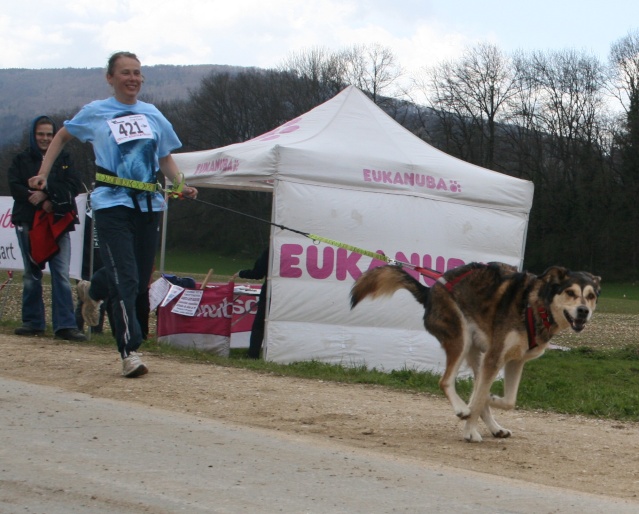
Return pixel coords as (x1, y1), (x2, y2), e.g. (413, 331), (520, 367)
(526, 305), (553, 349)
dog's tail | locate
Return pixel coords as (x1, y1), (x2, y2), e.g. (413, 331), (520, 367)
(350, 265), (430, 309)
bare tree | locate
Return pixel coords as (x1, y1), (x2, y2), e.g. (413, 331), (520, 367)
(418, 43), (520, 169)
(278, 47), (348, 109)
(607, 31), (639, 268)
(341, 43), (403, 106)
(608, 30), (639, 115)
(173, 68), (302, 151)
(510, 49), (610, 269)
(608, 30), (639, 183)
(518, 50), (606, 150)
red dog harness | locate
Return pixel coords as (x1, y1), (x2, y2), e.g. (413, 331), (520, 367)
(525, 306), (553, 349)
(414, 265), (481, 292)
(414, 264), (552, 350)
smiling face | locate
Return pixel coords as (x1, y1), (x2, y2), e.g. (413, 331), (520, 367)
(106, 55), (143, 105)
(34, 122), (54, 154)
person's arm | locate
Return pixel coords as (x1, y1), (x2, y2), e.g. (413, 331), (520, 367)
(46, 153), (82, 214)
(8, 155), (34, 201)
(29, 127), (75, 190)
(7, 154), (48, 207)
(237, 249), (269, 280)
(159, 154), (198, 199)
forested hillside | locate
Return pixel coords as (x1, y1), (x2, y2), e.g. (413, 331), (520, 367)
(3, 38), (639, 278)
(0, 64), (244, 147)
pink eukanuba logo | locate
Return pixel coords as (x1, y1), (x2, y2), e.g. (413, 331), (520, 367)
(255, 117), (303, 141)
(279, 243), (465, 286)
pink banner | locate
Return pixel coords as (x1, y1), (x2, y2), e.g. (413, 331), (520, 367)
(231, 289), (261, 333)
(157, 283), (234, 356)
(156, 283), (261, 352)
(157, 283), (235, 337)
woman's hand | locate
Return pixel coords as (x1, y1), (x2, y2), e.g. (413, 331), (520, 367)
(28, 190), (47, 205)
(28, 176), (47, 190)
(182, 185), (198, 199)
(159, 154), (197, 199)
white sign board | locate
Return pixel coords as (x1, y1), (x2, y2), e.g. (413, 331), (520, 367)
(0, 194), (87, 280)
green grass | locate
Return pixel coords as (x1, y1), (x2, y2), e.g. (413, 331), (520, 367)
(5, 255), (639, 423)
(598, 281), (639, 300)
(112, 262), (639, 422)
(80, 332), (639, 423)
(12, 325), (639, 422)
(594, 282), (639, 314)
(497, 346), (639, 419)
(160, 249), (256, 276)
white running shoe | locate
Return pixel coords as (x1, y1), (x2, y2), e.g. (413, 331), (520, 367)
(77, 280), (102, 327)
(122, 351), (148, 378)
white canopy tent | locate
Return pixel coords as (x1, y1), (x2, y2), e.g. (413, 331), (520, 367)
(172, 86), (534, 372)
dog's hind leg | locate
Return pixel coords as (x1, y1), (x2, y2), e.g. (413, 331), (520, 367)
(437, 327), (472, 420)
(458, 344), (484, 442)
(462, 352), (504, 443)
(462, 344), (510, 438)
(480, 405), (512, 439)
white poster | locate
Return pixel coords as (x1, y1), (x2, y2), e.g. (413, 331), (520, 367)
(0, 194), (87, 280)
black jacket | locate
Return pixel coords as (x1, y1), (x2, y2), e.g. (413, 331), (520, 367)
(238, 249), (269, 281)
(8, 115), (81, 227)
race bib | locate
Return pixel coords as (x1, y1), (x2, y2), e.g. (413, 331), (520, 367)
(107, 114), (153, 144)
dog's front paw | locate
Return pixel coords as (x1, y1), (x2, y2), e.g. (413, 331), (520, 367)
(464, 430), (483, 443)
(489, 394), (508, 410)
(463, 424), (483, 443)
(492, 428), (512, 439)
(489, 394), (514, 410)
(455, 406), (471, 420)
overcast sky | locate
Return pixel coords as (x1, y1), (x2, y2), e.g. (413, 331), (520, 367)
(2, 0), (638, 77)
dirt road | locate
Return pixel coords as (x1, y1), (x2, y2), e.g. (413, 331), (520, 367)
(1, 332), (638, 504)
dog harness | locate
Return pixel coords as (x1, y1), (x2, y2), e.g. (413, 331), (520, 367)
(432, 263), (553, 350)
(435, 268), (478, 292)
(431, 263), (486, 292)
(525, 306), (553, 349)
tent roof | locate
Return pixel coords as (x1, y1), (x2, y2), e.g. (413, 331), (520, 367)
(173, 86), (533, 212)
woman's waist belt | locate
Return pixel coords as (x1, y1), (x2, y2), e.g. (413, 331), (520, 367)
(95, 167), (159, 193)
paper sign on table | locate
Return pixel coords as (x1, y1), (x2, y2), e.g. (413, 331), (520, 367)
(170, 288), (204, 316)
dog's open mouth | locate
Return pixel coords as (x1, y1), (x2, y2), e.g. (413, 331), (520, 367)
(564, 310), (588, 332)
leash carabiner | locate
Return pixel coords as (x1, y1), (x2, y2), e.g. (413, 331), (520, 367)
(161, 172), (187, 200)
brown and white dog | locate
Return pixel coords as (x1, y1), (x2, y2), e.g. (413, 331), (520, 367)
(350, 262), (601, 442)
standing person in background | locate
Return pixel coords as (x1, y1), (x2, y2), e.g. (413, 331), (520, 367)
(233, 247), (269, 359)
(29, 52), (198, 377)
(7, 115), (86, 342)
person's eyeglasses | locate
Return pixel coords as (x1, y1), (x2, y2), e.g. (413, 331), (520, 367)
(36, 132), (53, 137)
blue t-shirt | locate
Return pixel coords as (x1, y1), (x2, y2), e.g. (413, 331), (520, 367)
(64, 97), (182, 212)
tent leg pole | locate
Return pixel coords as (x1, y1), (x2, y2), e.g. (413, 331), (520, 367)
(159, 193), (169, 274)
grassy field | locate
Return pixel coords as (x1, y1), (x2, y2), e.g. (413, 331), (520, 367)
(2, 252), (639, 422)
(591, 282), (639, 314)
(161, 250), (256, 277)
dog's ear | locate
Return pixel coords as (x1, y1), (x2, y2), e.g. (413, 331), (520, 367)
(587, 273), (602, 297)
(538, 266), (569, 285)
(591, 275), (602, 288)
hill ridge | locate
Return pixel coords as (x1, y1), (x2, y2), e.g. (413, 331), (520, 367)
(0, 64), (244, 147)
